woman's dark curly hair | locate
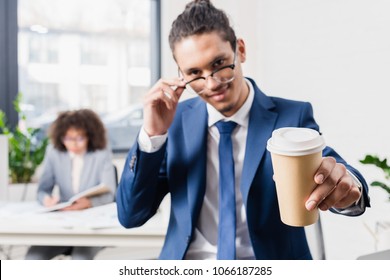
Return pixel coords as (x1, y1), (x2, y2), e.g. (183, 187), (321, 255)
(49, 109), (107, 152)
(169, 0), (236, 55)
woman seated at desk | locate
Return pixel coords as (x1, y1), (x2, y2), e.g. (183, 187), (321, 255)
(25, 109), (116, 260)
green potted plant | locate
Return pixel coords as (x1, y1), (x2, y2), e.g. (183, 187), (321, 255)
(0, 93), (49, 189)
(360, 155), (390, 200)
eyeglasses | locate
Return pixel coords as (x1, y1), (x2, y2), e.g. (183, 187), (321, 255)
(62, 136), (87, 144)
(180, 51), (236, 95)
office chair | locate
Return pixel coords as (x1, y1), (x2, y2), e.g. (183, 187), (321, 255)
(113, 164), (118, 186)
(305, 215), (326, 260)
(113, 164), (119, 202)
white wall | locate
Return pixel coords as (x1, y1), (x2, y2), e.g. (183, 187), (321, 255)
(160, 0), (390, 259)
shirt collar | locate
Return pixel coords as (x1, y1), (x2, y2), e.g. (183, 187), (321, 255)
(207, 78), (254, 128)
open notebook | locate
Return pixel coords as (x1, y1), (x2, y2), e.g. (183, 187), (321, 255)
(38, 183), (110, 213)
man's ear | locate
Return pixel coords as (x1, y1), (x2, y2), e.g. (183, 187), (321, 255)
(237, 38), (246, 63)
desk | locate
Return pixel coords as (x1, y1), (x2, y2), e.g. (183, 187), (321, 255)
(0, 202), (166, 248)
(357, 249), (390, 260)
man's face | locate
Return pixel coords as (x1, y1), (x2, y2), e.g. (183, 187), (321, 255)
(175, 32), (248, 117)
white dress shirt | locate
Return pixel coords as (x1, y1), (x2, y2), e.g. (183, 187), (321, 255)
(138, 78), (256, 259)
(69, 152), (84, 194)
(185, 79), (256, 259)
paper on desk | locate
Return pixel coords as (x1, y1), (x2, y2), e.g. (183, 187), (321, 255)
(77, 203), (121, 229)
(0, 201), (121, 229)
(0, 201), (42, 217)
(38, 203), (121, 229)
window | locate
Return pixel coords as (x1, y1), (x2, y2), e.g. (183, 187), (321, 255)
(28, 33), (59, 64)
(15, 0), (160, 152)
(80, 37), (109, 66)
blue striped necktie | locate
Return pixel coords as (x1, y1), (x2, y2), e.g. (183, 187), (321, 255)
(215, 120), (237, 260)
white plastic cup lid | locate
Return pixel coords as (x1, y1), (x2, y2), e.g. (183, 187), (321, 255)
(266, 127), (325, 156)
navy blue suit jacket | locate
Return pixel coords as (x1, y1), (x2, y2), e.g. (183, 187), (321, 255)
(117, 78), (369, 259)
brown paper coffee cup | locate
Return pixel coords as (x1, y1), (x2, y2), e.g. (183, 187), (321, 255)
(267, 127), (325, 227)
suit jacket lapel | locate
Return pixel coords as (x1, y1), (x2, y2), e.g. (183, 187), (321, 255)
(240, 81), (278, 206)
(61, 152), (74, 198)
(182, 100), (208, 229)
(79, 152), (90, 191)
(180, 81), (278, 227)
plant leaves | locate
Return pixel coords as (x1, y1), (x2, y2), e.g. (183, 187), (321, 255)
(360, 154), (390, 179)
(371, 181), (390, 194)
(2, 93), (49, 183)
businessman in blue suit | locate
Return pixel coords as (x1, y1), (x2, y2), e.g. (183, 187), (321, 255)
(117, 0), (370, 260)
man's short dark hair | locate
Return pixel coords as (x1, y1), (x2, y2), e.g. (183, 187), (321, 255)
(169, 0), (237, 56)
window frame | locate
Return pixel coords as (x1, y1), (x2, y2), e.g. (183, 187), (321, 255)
(0, 0), (161, 154)
(0, 0), (18, 129)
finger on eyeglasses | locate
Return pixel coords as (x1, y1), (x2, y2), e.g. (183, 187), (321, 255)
(160, 77), (186, 88)
(160, 82), (186, 101)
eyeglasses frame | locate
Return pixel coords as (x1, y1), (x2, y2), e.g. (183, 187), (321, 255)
(178, 49), (237, 95)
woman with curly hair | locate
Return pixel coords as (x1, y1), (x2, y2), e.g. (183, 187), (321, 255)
(25, 109), (116, 260)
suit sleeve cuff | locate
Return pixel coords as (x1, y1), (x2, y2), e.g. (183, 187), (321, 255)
(331, 170), (365, 216)
(138, 126), (168, 153)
